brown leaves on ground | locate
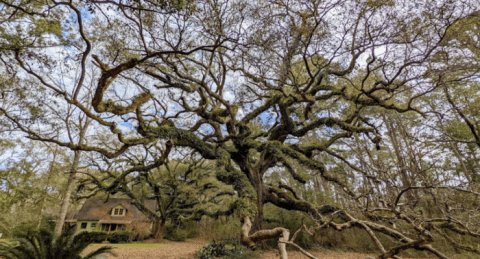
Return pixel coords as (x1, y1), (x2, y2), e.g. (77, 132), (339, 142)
(262, 251), (435, 259)
(262, 251), (375, 259)
(82, 238), (208, 259)
(83, 238), (434, 259)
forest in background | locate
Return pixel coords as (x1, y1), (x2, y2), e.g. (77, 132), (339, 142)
(1, 0), (480, 258)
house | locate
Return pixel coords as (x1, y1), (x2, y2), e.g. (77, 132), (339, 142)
(68, 198), (156, 234)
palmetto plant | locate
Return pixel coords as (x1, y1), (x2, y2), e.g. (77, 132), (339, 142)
(0, 225), (113, 259)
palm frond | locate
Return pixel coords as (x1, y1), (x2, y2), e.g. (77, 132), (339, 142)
(0, 225), (112, 259)
(0, 240), (31, 259)
(68, 230), (102, 256)
(82, 246), (115, 259)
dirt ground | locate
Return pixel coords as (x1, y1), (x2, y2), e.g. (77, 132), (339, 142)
(82, 238), (383, 259)
(261, 251), (376, 259)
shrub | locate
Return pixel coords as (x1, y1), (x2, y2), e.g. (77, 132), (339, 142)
(87, 231), (132, 243)
(164, 221), (199, 241)
(183, 221), (199, 238)
(128, 221), (151, 241)
(196, 240), (256, 259)
(164, 224), (188, 241)
(196, 240), (228, 259)
(84, 231), (109, 243)
(228, 245), (257, 259)
(108, 230), (131, 243)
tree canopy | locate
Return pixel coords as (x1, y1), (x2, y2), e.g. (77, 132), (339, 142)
(1, 0), (480, 258)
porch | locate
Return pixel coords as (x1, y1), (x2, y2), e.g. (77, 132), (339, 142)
(101, 223), (126, 232)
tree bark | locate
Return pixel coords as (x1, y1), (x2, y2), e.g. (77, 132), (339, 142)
(241, 216), (289, 258)
(151, 218), (166, 239)
(54, 117), (91, 237)
(253, 180), (265, 232)
(53, 150), (80, 237)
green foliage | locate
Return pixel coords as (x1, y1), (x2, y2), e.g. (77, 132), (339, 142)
(164, 221), (198, 241)
(209, 218), (242, 242)
(84, 231), (132, 243)
(106, 230), (132, 243)
(182, 221), (200, 239)
(10, 217), (55, 238)
(164, 225), (187, 241)
(196, 240), (228, 259)
(0, 224), (113, 259)
(31, 19), (63, 39)
(0, 142), (69, 238)
(263, 205), (313, 249)
(121, 159), (237, 234)
(82, 231), (108, 244)
(196, 240), (255, 259)
(445, 121), (475, 141)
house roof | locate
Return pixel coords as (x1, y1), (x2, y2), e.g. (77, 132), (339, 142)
(73, 198), (156, 224)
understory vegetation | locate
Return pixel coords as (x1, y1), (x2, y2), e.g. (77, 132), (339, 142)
(196, 240), (256, 259)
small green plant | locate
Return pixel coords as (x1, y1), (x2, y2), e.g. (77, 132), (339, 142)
(196, 240), (256, 259)
(226, 244), (256, 259)
(196, 240), (228, 259)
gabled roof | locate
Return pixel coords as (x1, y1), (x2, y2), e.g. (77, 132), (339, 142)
(73, 198), (156, 224)
(112, 203), (127, 208)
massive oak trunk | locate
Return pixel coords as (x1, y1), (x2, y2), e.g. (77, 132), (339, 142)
(151, 218), (166, 239)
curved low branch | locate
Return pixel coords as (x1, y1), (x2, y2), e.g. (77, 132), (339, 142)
(241, 216), (290, 259)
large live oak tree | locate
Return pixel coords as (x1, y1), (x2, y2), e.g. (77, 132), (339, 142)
(1, 0), (480, 258)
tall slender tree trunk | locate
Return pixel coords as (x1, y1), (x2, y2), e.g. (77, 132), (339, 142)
(53, 117), (91, 237)
(450, 142), (473, 183)
(383, 113), (416, 201)
(53, 150), (81, 237)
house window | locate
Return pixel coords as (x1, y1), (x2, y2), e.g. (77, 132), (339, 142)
(80, 223), (87, 229)
(91, 223), (96, 228)
(113, 208), (125, 216)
